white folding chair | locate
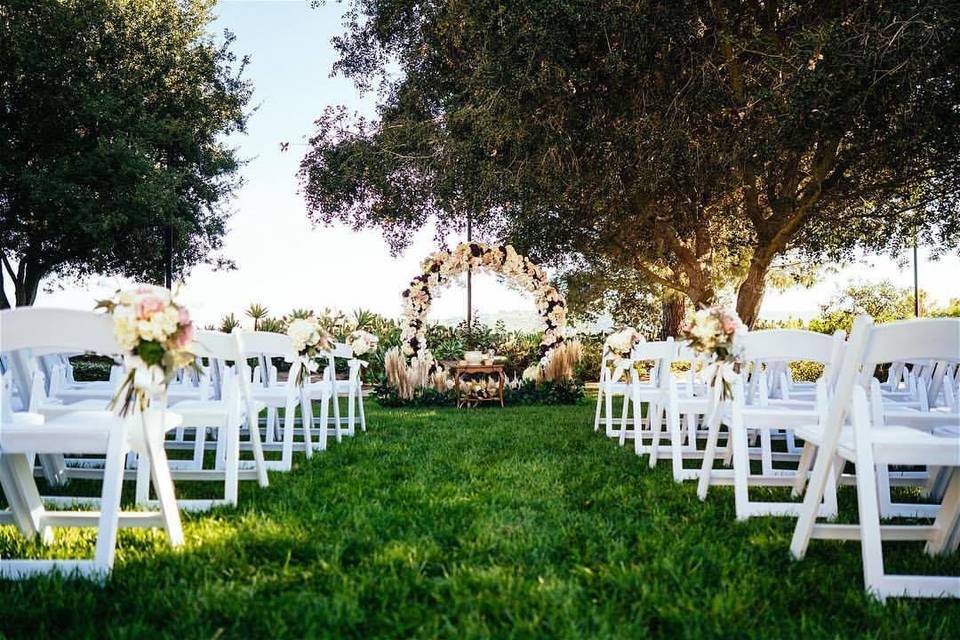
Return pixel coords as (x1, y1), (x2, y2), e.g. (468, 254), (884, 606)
(696, 330), (844, 520)
(790, 316), (960, 601)
(235, 330), (319, 471)
(0, 308), (184, 579)
(595, 352), (636, 439)
(141, 330), (271, 509)
(309, 342), (366, 441)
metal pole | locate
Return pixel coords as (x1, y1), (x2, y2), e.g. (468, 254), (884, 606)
(466, 211), (472, 332)
(913, 236), (920, 317)
(163, 225), (173, 290)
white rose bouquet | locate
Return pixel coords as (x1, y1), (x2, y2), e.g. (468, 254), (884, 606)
(96, 286), (197, 416)
(348, 329), (379, 357)
(604, 327), (643, 361)
(287, 318), (332, 386)
(679, 307), (745, 400)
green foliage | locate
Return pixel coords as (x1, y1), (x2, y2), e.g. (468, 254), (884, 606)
(218, 313), (240, 334)
(256, 316), (287, 334)
(3, 402), (957, 637)
(807, 279), (920, 335)
(0, 0), (251, 307)
(505, 379), (584, 406)
(373, 378), (583, 408)
(136, 340), (164, 367)
(301, 0), (960, 326)
(929, 298), (960, 318)
(68, 355), (113, 382)
(287, 308), (314, 320)
(373, 383), (455, 408)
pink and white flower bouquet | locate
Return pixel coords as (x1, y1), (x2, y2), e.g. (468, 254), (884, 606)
(679, 307), (745, 400)
(287, 318), (332, 386)
(96, 286), (197, 416)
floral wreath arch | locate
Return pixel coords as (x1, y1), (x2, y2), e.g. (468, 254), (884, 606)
(401, 242), (567, 367)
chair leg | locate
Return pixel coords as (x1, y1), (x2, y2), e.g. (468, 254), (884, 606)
(265, 407), (277, 445)
(792, 442), (815, 497)
(697, 409), (723, 501)
(0, 454), (52, 543)
(247, 409), (269, 487)
(358, 391), (367, 432)
(281, 398), (296, 471)
(192, 426), (207, 470)
(92, 432), (128, 574)
(135, 451), (151, 506)
(760, 429), (774, 475)
(925, 469), (960, 556)
(731, 414), (751, 521)
(593, 386), (603, 431)
(347, 386), (357, 437)
(301, 394), (313, 458)
(852, 443), (887, 600)
(318, 391), (329, 451)
(143, 419), (184, 547)
(332, 389), (342, 443)
(604, 386), (614, 437)
(668, 400), (683, 482)
(223, 421), (239, 505)
(648, 402), (662, 468)
(618, 392), (631, 447)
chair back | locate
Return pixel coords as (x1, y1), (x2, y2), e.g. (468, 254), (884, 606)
(1, 308), (121, 407)
(860, 318), (960, 381)
(234, 330), (298, 387)
(1, 308), (119, 356)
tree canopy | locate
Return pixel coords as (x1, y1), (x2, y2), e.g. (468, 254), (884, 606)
(301, 0), (960, 326)
(0, 0), (251, 307)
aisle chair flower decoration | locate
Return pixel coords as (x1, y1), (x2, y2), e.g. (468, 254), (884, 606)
(604, 327), (644, 376)
(348, 329), (379, 357)
(287, 318), (332, 386)
(679, 306), (745, 400)
(96, 285), (198, 416)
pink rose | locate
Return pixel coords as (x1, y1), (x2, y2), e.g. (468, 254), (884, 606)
(720, 313), (739, 335)
(176, 322), (194, 348)
(178, 305), (190, 326)
(136, 295), (166, 319)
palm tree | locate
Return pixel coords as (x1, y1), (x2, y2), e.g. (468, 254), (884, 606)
(219, 313), (240, 333)
(245, 303), (269, 331)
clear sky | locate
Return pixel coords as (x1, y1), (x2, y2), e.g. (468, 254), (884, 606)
(31, 0), (960, 326)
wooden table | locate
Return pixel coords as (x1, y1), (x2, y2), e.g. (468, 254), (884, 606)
(449, 362), (506, 408)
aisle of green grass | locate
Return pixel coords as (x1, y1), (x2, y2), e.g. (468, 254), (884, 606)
(1, 401), (958, 638)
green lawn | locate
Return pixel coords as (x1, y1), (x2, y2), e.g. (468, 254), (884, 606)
(1, 401), (958, 638)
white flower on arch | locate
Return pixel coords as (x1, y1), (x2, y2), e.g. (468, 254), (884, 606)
(400, 242), (568, 369)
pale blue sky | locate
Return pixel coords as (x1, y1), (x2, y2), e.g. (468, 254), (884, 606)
(36, 0), (959, 326)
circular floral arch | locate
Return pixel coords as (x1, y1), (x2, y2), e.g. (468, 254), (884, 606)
(401, 242), (568, 366)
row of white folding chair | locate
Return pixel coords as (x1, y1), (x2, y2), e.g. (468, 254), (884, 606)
(0, 308), (184, 579)
(789, 316), (960, 601)
(236, 330), (325, 471)
(6, 332), (270, 510)
(250, 337), (365, 449)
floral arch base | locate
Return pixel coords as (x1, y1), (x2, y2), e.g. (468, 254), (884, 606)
(401, 242), (567, 367)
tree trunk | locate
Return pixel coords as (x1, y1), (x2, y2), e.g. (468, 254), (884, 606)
(660, 294), (685, 340)
(2, 257), (45, 308)
(736, 257), (770, 328)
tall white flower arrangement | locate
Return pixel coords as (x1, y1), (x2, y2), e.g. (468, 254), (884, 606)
(400, 242), (568, 369)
